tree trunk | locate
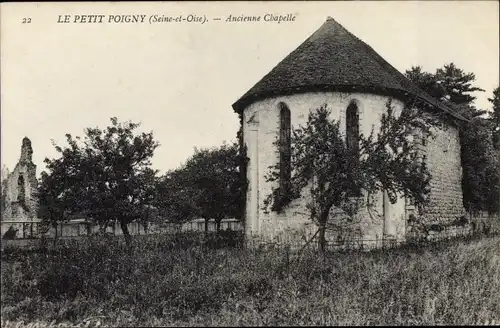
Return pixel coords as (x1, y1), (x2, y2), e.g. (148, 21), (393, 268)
(142, 207), (150, 234)
(204, 217), (209, 233)
(86, 221), (91, 235)
(318, 225), (326, 254)
(52, 222), (58, 247)
(317, 211), (329, 254)
(216, 218), (222, 234)
(121, 221), (131, 246)
(99, 222), (106, 235)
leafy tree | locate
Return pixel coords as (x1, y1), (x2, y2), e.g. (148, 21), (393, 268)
(406, 64), (499, 214)
(40, 117), (159, 245)
(264, 100), (439, 252)
(460, 118), (500, 214)
(37, 161), (76, 242)
(181, 142), (244, 233)
(488, 86), (500, 149)
(434, 63), (485, 108)
(1, 165), (9, 217)
(405, 66), (446, 100)
(128, 167), (161, 233)
(236, 121), (249, 227)
(154, 168), (200, 228)
(405, 63), (485, 118)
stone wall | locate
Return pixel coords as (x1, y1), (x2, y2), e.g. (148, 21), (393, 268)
(242, 91), (466, 245)
(3, 138), (38, 219)
(1, 218), (244, 240)
(419, 125), (466, 224)
(470, 211), (500, 234)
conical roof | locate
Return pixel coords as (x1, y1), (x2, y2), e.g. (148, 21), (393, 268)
(232, 17), (466, 121)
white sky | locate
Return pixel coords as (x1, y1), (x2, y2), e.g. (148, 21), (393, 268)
(1, 1), (499, 178)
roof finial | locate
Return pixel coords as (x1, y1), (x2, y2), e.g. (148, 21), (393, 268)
(326, 16), (334, 22)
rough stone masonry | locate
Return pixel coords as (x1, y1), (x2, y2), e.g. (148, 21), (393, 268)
(231, 17), (467, 246)
(2, 137), (39, 219)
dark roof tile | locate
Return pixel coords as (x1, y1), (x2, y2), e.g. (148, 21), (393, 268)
(232, 17), (467, 122)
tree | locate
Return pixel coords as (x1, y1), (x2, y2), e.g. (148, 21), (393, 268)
(264, 100), (439, 252)
(236, 123), (249, 226)
(152, 138), (247, 235)
(460, 117), (500, 214)
(405, 66), (446, 100)
(39, 117), (159, 246)
(434, 63), (485, 108)
(154, 168), (200, 228)
(406, 64), (499, 215)
(405, 63), (486, 118)
(37, 163), (75, 243)
(181, 142), (244, 233)
(1, 165), (9, 217)
(134, 167), (160, 233)
(488, 86), (500, 149)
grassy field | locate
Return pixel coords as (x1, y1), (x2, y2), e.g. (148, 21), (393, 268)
(1, 232), (499, 327)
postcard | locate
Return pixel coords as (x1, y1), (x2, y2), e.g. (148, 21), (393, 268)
(1, 1), (499, 326)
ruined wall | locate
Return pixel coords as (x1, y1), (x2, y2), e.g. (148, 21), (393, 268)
(3, 137), (38, 219)
(242, 91), (412, 245)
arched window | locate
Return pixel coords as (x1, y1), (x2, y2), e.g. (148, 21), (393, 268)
(17, 175), (25, 202)
(346, 101), (360, 157)
(279, 102), (291, 197)
(346, 101), (360, 196)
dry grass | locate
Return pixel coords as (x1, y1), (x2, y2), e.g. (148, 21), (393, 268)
(1, 232), (499, 326)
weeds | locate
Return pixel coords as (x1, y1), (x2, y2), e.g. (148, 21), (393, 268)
(1, 232), (499, 326)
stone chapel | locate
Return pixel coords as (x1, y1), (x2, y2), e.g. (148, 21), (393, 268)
(232, 17), (467, 244)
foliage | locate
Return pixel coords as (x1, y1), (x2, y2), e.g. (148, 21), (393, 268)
(1, 235), (499, 326)
(1, 166), (9, 216)
(236, 121), (249, 224)
(405, 66), (447, 100)
(405, 62), (486, 118)
(406, 63), (499, 214)
(38, 117), (159, 244)
(488, 86), (500, 149)
(37, 165), (73, 236)
(154, 140), (247, 232)
(434, 63), (485, 108)
(154, 168), (201, 225)
(183, 141), (244, 230)
(264, 100), (439, 251)
(460, 118), (500, 214)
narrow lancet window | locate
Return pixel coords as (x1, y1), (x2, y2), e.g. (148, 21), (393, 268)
(279, 103), (291, 197)
(346, 101), (360, 196)
(346, 102), (360, 157)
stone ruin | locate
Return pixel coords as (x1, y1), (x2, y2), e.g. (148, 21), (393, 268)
(2, 137), (39, 219)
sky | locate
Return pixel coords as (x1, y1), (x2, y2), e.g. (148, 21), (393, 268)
(1, 1), (499, 178)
